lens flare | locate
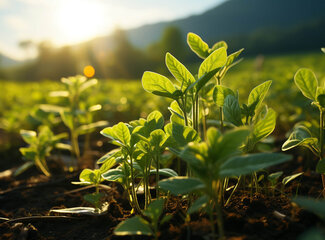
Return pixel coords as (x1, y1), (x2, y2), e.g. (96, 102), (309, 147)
(83, 65), (95, 78)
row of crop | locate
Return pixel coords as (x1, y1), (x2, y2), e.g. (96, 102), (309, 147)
(15, 33), (325, 239)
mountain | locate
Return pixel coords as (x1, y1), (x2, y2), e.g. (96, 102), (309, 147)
(0, 54), (20, 67)
(125, 0), (325, 50)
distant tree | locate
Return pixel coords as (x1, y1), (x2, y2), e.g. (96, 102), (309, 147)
(19, 40), (34, 59)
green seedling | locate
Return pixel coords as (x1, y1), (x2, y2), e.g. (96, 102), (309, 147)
(40, 75), (108, 168)
(51, 159), (115, 215)
(100, 111), (177, 212)
(159, 127), (291, 239)
(114, 199), (171, 240)
(282, 65), (325, 195)
(187, 32), (244, 131)
(267, 171), (303, 196)
(17, 126), (68, 176)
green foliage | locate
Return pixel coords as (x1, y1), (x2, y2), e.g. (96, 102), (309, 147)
(17, 126), (68, 176)
(114, 199), (170, 238)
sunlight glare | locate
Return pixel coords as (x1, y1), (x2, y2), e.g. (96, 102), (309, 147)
(56, 0), (107, 44)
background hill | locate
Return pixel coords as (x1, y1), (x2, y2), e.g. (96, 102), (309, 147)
(125, 0), (325, 52)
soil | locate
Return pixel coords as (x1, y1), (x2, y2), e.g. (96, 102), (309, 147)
(0, 143), (324, 240)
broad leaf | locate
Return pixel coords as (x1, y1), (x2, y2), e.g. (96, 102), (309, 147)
(282, 125), (318, 152)
(248, 80), (272, 111)
(142, 71), (178, 99)
(213, 85), (235, 107)
(294, 68), (318, 100)
(293, 197), (325, 220)
(114, 216), (152, 236)
(219, 153), (292, 178)
(165, 52), (195, 89)
(223, 95), (243, 126)
(187, 32), (209, 59)
(198, 47), (227, 78)
(187, 195), (208, 215)
(316, 158), (325, 174)
(159, 177), (205, 195)
(20, 130), (37, 144)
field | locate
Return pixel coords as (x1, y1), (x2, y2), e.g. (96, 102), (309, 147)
(1, 46), (325, 240)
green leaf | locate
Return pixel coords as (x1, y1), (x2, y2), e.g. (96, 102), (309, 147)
(282, 172), (303, 185)
(282, 125), (318, 152)
(317, 158), (325, 174)
(165, 52), (195, 89)
(79, 78), (98, 92)
(189, 67), (221, 94)
(76, 121), (108, 135)
(19, 147), (37, 161)
(159, 177), (204, 195)
(147, 110), (164, 131)
(223, 95), (243, 126)
(79, 169), (96, 184)
(187, 32), (209, 59)
(213, 85), (235, 107)
(101, 122), (131, 146)
(149, 168), (178, 177)
(253, 108), (276, 141)
(187, 195), (208, 215)
(20, 129), (37, 144)
(143, 199), (164, 223)
(83, 192), (104, 208)
(219, 153), (292, 178)
(142, 71), (178, 99)
(248, 80), (272, 111)
(293, 197), (325, 220)
(214, 128), (250, 163)
(226, 48), (244, 67)
(99, 158), (116, 174)
(97, 148), (121, 164)
(114, 216), (152, 236)
(294, 68), (318, 100)
(267, 171), (283, 185)
(101, 168), (124, 181)
(210, 41), (228, 52)
(198, 47), (227, 78)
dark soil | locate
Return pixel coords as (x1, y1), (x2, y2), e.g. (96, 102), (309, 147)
(0, 145), (324, 240)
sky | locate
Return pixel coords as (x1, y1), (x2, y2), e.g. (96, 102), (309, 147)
(0, 0), (224, 60)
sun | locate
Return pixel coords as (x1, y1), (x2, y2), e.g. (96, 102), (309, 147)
(56, 0), (107, 44)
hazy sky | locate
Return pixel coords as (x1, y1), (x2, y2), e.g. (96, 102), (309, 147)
(0, 0), (224, 60)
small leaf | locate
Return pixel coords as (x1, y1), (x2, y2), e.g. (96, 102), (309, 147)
(188, 67), (221, 94)
(294, 68), (318, 100)
(267, 171), (283, 185)
(114, 216), (152, 236)
(282, 172), (303, 185)
(97, 149), (121, 164)
(165, 52), (195, 89)
(187, 32), (209, 59)
(223, 95), (243, 126)
(226, 48), (244, 67)
(99, 158), (116, 174)
(282, 125), (318, 152)
(248, 80), (272, 111)
(316, 158), (325, 174)
(187, 195), (208, 214)
(198, 47), (227, 78)
(13, 162), (34, 177)
(20, 129), (37, 144)
(143, 199), (165, 223)
(220, 153), (292, 177)
(149, 168), (178, 177)
(50, 207), (107, 216)
(159, 177), (204, 195)
(142, 71), (178, 99)
(213, 85), (235, 107)
(210, 40), (228, 52)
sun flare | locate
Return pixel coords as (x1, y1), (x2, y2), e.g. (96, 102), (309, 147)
(56, 0), (108, 44)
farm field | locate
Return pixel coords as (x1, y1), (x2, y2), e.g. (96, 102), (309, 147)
(1, 42), (325, 240)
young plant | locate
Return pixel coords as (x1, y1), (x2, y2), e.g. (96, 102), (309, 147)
(51, 159), (115, 215)
(282, 66), (325, 195)
(41, 75), (107, 168)
(159, 127), (291, 239)
(99, 111), (177, 212)
(16, 126), (68, 176)
(114, 199), (171, 240)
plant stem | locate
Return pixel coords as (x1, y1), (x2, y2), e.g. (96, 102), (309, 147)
(156, 154), (160, 199)
(320, 109), (325, 197)
(71, 131), (80, 169)
(129, 154), (142, 213)
(36, 157), (51, 176)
